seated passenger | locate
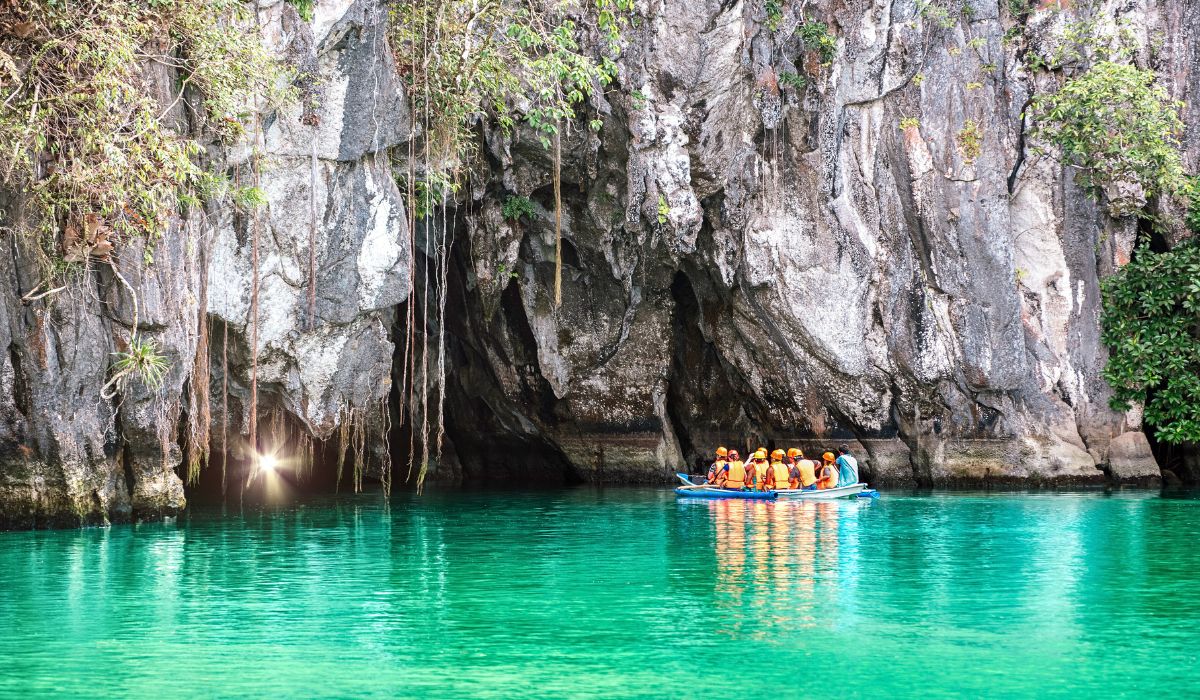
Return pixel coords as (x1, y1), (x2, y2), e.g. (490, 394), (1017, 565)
(719, 450), (746, 489)
(749, 449), (770, 490)
(707, 447), (729, 484)
(816, 451), (840, 489)
(766, 449), (794, 491)
(791, 449), (818, 490)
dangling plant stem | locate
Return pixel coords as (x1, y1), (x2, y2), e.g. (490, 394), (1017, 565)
(553, 131), (562, 307)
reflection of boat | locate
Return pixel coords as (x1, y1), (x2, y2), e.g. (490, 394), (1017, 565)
(676, 483), (869, 500)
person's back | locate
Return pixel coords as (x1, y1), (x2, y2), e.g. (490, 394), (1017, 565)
(767, 450), (791, 490)
(708, 447), (729, 484)
(748, 450), (770, 490)
(723, 455), (747, 489)
(817, 452), (839, 489)
(796, 459), (817, 489)
(835, 445), (859, 485)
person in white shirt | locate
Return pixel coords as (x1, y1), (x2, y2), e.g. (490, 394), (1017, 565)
(835, 444), (860, 485)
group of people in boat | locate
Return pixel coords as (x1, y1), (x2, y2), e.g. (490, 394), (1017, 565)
(705, 445), (859, 491)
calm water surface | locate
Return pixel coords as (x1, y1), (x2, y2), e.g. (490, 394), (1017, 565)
(2, 488), (1198, 698)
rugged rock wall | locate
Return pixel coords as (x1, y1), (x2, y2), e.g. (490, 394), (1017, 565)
(2, 0), (1194, 527)
(0, 0), (409, 527)
(441, 0), (1196, 486)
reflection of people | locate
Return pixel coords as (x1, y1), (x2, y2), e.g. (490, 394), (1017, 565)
(836, 445), (859, 486)
(817, 452), (839, 489)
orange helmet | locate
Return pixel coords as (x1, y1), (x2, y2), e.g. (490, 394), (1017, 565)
(754, 449), (768, 460)
(787, 448), (802, 458)
(771, 449), (785, 460)
(716, 446), (729, 457)
(823, 451), (836, 462)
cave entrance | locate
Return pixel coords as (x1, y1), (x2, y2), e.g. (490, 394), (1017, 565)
(1142, 412), (1200, 484)
(383, 215), (583, 488)
(185, 429), (379, 506)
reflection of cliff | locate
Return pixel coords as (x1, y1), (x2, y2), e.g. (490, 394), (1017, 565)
(710, 500), (855, 635)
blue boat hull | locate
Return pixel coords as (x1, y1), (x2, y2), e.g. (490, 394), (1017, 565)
(674, 487), (778, 500)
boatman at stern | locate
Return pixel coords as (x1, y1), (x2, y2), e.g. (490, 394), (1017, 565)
(835, 445), (859, 486)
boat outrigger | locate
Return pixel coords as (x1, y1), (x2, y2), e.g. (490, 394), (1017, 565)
(673, 473), (879, 500)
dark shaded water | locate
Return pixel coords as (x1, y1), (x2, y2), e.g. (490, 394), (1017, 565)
(1, 489), (1198, 698)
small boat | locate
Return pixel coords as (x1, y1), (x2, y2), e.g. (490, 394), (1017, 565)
(674, 473), (877, 501)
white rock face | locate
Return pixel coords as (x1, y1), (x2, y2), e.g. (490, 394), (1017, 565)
(206, 0), (410, 439)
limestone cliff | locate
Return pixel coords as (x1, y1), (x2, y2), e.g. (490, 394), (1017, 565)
(1, 0), (1192, 527)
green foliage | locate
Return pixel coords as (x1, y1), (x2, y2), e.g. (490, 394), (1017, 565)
(912, 73), (925, 87)
(899, 117), (921, 130)
(956, 119), (982, 163)
(778, 71), (807, 90)
(233, 186), (268, 212)
(1006, 0), (1032, 18)
(967, 37), (986, 50)
(765, 0), (784, 30)
(797, 20), (837, 65)
(111, 337), (170, 392)
(286, 0), (315, 22)
(1185, 177), (1200, 234)
(916, 1), (956, 30)
(0, 0), (287, 269)
(1031, 61), (1186, 203)
(1101, 242), (1200, 444)
(502, 195), (535, 222)
(631, 89), (648, 110)
(389, 0), (629, 200)
(965, 81), (983, 91)
(657, 194), (669, 225)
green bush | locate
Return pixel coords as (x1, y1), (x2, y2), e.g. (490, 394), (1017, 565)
(1030, 61), (1186, 203)
(0, 0), (287, 267)
(1102, 242), (1200, 443)
(502, 195), (535, 221)
(798, 20), (837, 65)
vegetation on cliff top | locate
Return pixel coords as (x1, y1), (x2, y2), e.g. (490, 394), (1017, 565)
(0, 0), (285, 270)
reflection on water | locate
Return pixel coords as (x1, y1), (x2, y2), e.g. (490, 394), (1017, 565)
(710, 500), (855, 637)
(1, 489), (1199, 699)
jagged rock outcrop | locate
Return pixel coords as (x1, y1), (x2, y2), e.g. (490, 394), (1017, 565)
(439, 0), (1194, 486)
(4, 0), (1195, 528)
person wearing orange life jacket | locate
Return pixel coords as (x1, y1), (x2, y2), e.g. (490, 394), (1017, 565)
(707, 447), (729, 484)
(816, 451), (840, 489)
(717, 449), (747, 489)
(789, 448), (818, 490)
(748, 450), (771, 490)
(765, 449), (795, 490)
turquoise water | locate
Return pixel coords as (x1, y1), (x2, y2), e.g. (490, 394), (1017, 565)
(2, 489), (1198, 698)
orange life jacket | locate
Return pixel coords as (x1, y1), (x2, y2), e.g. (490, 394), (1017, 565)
(723, 460), (746, 488)
(817, 463), (839, 489)
(708, 459), (727, 482)
(750, 461), (770, 490)
(796, 459), (817, 487)
(768, 461), (792, 490)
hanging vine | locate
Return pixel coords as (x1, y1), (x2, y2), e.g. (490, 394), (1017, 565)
(387, 0), (629, 488)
